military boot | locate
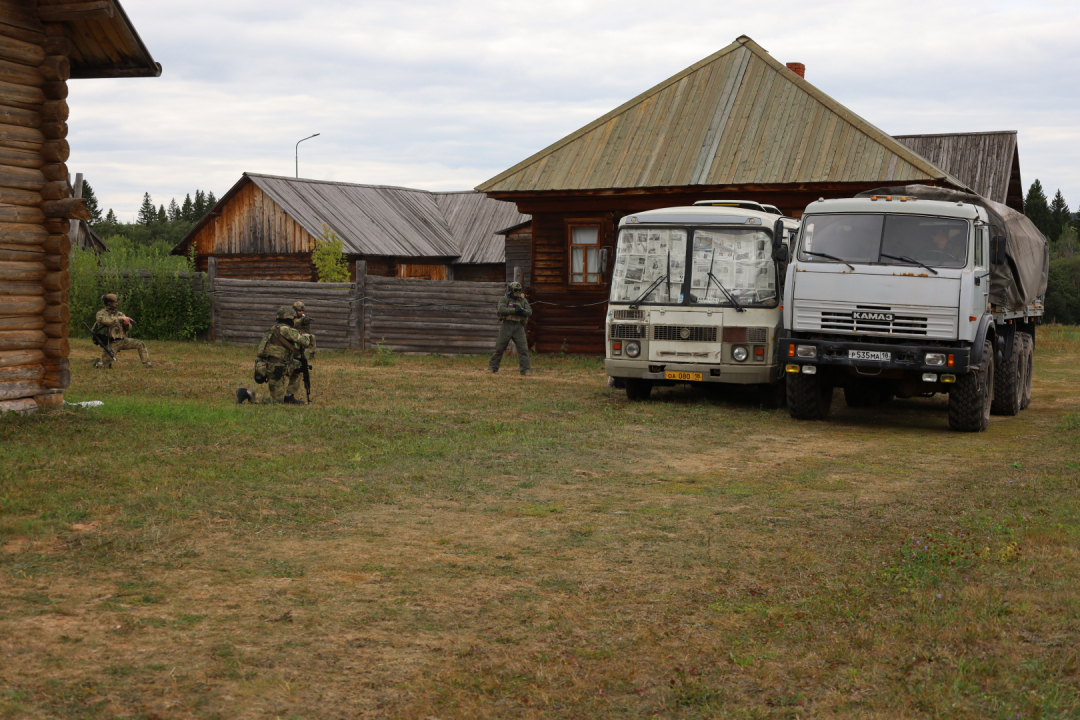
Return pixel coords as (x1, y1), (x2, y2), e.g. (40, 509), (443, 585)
(283, 393), (306, 405)
(236, 388), (253, 404)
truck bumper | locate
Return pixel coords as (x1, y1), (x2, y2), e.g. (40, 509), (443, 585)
(605, 359), (779, 385)
(777, 338), (972, 374)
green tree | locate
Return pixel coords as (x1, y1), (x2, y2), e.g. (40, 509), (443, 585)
(1044, 255), (1080, 325)
(1024, 180), (1053, 238)
(105, 208), (117, 224)
(193, 190), (206, 219)
(81, 180), (102, 225)
(181, 194), (194, 222)
(157, 204), (167, 223)
(206, 191), (217, 208)
(311, 223), (349, 282)
(1049, 190), (1070, 243)
(137, 192), (156, 226)
(167, 198), (181, 222)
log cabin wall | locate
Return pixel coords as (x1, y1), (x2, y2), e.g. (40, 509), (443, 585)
(191, 182), (314, 257)
(503, 224), (532, 285)
(453, 263), (504, 283)
(0, 9), (87, 413)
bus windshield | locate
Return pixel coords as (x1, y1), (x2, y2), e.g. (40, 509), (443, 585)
(610, 226), (777, 306)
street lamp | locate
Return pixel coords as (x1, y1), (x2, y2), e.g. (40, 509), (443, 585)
(295, 133), (320, 178)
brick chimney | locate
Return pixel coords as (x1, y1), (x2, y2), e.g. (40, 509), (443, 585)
(786, 62), (805, 79)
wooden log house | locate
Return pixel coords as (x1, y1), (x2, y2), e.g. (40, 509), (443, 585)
(476, 35), (997, 355)
(172, 173), (529, 283)
(0, 0), (159, 414)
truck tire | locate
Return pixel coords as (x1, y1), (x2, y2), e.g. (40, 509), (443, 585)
(948, 338), (994, 432)
(757, 381), (786, 408)
(991, 334), (1023, 416)
(625, 379), (653, 401)
(1020, 333), (1033, 410)
(787, 372), (831, 420)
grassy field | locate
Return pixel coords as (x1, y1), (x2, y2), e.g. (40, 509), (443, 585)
(1, 329), (1079, 719)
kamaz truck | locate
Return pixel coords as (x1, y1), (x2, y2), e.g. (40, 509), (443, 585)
(778, 185), (1048, 432)
(605, 201), (798, 404)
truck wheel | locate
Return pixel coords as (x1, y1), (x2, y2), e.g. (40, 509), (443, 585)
(991, 334), (1022, 416)
(1020, 333), (1033, 410)
(948, 338), (994, 432)
(757, 382), (786, 408)
(787, 372), (831, 420)
(625, 379), (653, 401)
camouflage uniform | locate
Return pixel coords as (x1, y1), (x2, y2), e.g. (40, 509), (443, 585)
(488, 283), (532, 374)
(93, 296), (151, 368)
(287, 301), (315, 398)
(249, 308), (311, 404)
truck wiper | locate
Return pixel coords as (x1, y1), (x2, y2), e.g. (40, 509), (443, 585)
(628, 275), (667, 309)
(879, 253), (938, 275)
(707, 272), (745, 312)
(805, 251), (854, 271)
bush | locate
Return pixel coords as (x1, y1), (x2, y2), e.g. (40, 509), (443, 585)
(1044, 255), (1080, 325)
(312, 224), (349, 283)
(70, 239), (211, 340)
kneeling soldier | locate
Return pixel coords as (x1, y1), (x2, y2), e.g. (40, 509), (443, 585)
(236, 306), (312, 405)
(93, 293), (151, 368)
(488, 281), (532, 375)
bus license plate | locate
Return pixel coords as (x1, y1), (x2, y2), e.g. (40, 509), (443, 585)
(849, 350), (890, 361)
(665, 371), (702, 382)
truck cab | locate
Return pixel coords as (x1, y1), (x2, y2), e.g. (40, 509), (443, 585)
(605, 201), (798, 402)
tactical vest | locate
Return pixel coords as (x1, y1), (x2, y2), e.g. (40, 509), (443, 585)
(257, 323), (299, 362)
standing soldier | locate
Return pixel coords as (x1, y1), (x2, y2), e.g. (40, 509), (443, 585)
(236, 306), (312, 405)
(287, 301), (315, 400)
(488, 281), (532, 375)
(92, 293), (152, 369)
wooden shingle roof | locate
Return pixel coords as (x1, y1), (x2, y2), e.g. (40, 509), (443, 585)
(893, 131), (1023, 211)
(478, 36), (965, 195)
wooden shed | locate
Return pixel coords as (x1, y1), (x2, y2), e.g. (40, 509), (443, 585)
(0, 0), (159, 414)
(476, 35), (970, 355)
(894, 131), (1024, 213)
(172, 173), (529, 283)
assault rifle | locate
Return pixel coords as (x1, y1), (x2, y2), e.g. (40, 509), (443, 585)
(83, 321), (116, 362)
(297, 348), (312, 403)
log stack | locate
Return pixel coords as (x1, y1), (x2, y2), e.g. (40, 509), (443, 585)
(0, 11), (87, 414)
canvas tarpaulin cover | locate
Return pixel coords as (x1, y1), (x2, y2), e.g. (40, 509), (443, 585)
(856, 185), (1049, 311)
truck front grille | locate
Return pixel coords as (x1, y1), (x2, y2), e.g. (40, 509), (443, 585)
(610, 324), (647, 339)
(795, 300), (957, 339)
(653, 325), (718, 342)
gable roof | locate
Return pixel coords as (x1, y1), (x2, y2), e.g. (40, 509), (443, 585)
(174, 173), (529, 263)
(893, 131), (1022, 210)
(478, 35), (966, 195)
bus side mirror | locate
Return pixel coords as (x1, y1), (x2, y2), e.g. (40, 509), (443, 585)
(993, 235), (1007, 265)
(599, 246), (611, 275)
(773, 245), (789, 263)
(772, 219), (786, 250)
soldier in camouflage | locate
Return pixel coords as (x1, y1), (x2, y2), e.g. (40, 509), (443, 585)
(93, 293), (152, 368)
(236, 306), (312, 405)
(287, 300), (315, 399)
(488, 281), (532, 375)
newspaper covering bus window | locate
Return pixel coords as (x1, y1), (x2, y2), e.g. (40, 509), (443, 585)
(610, 228), (685, 303)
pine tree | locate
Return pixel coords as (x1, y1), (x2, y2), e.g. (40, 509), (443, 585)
(105, 208), (117, 224)
(157, 204), (167, 223)
(206, 191), (217, 208)
(168, 198), (181, 222)
(193, 190), (206, 218)
(81, 180), (102, 225)
(181, 194), (194, 222)
(137, 192), (156, 225)
(1024, 180), (1054, 239)
(1049, 190), (1070, 243)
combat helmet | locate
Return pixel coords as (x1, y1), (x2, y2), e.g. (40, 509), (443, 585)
(507, 281), (523, 294)
(102, 293), (118, 306)
(277, 306), (297, 321)
(293, 301), (305, 313)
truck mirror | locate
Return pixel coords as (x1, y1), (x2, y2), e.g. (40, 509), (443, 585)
(993, 235), (1007, 265)
(773, 245), (789, 263)
(772, 219), (786, 249)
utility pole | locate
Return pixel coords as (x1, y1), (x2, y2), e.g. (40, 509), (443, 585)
(295, 133), (320, 178)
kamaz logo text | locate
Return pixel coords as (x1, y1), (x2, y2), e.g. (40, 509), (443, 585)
(852, 311), (894, 322)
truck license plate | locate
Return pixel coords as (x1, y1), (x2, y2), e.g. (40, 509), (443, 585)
(665, 371), (702, 382)
(849, 350), (891, 361)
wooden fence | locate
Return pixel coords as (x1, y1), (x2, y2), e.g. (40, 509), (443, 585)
(208, 261), (504, 354)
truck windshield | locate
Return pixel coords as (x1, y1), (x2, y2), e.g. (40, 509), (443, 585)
(799, 213), (969, 269)
(610, 226), (777, 306)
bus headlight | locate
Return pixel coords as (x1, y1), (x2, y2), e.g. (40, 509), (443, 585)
(732, 345), (749, 362)
(625, 341), (641, 358)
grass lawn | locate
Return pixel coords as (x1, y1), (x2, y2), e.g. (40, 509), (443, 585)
(2, 329), (1079, 719)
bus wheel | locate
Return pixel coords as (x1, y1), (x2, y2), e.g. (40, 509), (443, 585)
(625, 379), (653, 401)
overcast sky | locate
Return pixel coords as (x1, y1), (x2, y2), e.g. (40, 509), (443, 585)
(67, 0), (1080, 220)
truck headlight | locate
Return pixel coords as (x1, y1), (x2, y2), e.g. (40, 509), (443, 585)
(796, 344), (817, 358)
(925, 353), (946, 366)
(625, 341), (641, 358)
(732, 345), (749, 362)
